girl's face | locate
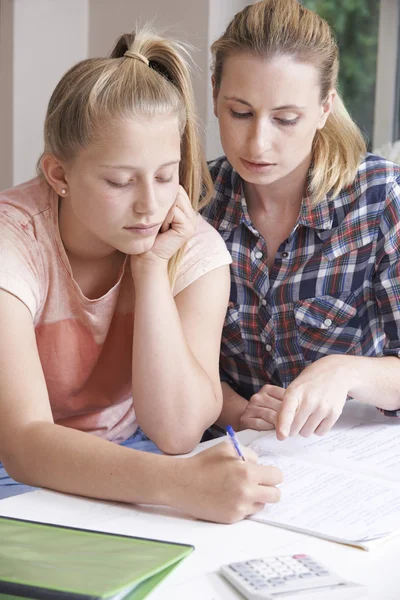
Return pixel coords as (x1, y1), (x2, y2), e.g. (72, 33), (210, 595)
(62, 113), (181, 257)
(213, 53), (333, 188)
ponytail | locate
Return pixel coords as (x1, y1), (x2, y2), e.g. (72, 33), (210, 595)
(39, 25), (212, 284)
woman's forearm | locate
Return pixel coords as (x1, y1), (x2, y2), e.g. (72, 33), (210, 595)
(217, 382), (248, 431)
(131, 262), (221, 453)
(345, 355), (400, 410)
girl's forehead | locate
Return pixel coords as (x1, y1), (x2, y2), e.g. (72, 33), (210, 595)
(70, 115), (181, 168)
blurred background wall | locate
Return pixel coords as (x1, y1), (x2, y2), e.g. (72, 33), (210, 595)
(0, 0), (399, 190)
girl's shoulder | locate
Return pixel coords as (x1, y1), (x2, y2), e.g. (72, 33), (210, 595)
(0, 177), (55, 232)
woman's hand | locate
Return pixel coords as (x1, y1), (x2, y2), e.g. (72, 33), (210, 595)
(170, 441), (283, 524)
(131, 185), (196, 272)
(276, 355), (350, 440)
(239, 384), (285, 431)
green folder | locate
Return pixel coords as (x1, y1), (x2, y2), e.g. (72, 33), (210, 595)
(0, 516), (194, 600)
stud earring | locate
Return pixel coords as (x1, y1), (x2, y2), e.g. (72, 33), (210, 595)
(60, 188), (66, 195)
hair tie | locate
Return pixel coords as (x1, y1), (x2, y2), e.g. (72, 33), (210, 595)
(124, 50), (149, 66)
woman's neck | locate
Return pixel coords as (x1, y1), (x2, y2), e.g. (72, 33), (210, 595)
(244, 155), (311, 218)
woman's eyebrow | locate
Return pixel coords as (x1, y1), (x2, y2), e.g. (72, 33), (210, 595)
(224, 96), (306, 111)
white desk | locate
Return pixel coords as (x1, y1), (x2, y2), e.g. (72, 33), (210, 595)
(0, 430), (398, 599)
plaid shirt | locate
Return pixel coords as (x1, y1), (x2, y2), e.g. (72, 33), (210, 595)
(201, 154), (400, 417)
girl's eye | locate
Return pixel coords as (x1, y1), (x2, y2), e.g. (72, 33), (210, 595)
(275, 117), (299, 126)
(106, 180), (130, 188)
(229, 108), (252, 119)
(156, 176), (173, 183)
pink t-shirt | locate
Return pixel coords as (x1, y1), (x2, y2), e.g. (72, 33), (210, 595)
(0, 178), (231, 443)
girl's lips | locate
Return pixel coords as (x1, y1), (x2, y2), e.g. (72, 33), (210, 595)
(123, 223), (161, 235)
(240, 158), (277, 173)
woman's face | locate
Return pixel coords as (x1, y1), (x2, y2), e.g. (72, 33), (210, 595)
(213, 53), (333, 188)
(62, 113), (181, 257)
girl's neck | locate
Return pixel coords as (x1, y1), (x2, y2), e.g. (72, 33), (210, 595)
(58, 196), (115, 262)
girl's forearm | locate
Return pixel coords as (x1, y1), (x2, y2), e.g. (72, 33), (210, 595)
(5, 421), (177, 505)
(131, 263), (221, 453)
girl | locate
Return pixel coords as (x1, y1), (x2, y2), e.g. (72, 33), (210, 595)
(0, 27), (282, 523)
(202, 0), (400, 440)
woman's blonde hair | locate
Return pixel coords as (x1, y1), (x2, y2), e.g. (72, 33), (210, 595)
(211, 0), (366, 205)
(38, 26), (212, 283)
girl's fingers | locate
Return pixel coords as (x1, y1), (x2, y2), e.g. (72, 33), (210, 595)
(160, 203), (176, 233)
(175, 186), (196, 223)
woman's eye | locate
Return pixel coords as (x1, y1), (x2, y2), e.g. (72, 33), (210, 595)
(229, 109), (252, 119)
(275, 117), (299, 127)
(156, 176), (173, 183)
(106, 180), (130, 188)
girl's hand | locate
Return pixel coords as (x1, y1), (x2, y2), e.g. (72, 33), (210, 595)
(171, 441), (283, 524)
(131, 185), (196, 270)
(276, 355), (350, 440)
(239, 384), (285, 431)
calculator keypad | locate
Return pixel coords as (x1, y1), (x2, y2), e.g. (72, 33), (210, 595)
(226, 554), (335, 592)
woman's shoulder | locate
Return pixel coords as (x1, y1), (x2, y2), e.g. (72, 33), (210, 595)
(354, 153), (400, 193)
(203, 156), (239, 227)
(207, 155), (233, 183)
(335, 153), (400, 218)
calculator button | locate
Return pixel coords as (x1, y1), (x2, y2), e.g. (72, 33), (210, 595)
(254, 583), (269, 590)
(248, 559), (265, 568)
(229, 563), (246, 572)
(268, 577), (286, 585)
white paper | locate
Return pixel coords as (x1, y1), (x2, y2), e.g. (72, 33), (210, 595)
(248, 402), (400, 546)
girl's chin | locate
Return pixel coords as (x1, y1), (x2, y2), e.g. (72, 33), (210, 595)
(123, 238), (156, 256)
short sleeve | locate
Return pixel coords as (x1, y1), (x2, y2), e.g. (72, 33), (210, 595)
(0, 212), (43, 318)
(173, 214), (232, 296)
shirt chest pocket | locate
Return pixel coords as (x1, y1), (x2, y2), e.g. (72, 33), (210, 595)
(294, 292), (362, 363)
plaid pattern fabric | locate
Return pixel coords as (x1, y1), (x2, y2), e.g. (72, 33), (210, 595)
(201, 154), (400, 416)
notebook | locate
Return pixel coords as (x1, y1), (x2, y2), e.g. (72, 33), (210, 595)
(247, 402), (400, 551)
(0, 516), (194, 599)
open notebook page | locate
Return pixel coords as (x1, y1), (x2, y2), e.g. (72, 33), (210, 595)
(248, 402), (400, 548)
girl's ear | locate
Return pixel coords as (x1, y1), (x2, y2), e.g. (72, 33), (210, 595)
(41, 154), (69, 197)
(317, 89), (336, 130)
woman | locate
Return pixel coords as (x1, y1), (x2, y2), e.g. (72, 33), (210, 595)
(0, 26), (282, 522)
(202, 0), (400, 440)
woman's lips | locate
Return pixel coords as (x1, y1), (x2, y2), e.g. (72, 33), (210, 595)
(240, 158), (277, 173)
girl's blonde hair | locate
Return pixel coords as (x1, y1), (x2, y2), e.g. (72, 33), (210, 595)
(211, 0), (366, 205)
(38, 26), (212, 283)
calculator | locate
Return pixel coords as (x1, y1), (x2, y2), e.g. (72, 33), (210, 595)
(220, 554), (367, 599)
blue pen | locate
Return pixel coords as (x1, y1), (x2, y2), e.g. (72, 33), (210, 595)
(226, 425), (246, 461)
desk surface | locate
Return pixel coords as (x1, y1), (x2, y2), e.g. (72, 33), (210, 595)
(0, 429), (398, 599)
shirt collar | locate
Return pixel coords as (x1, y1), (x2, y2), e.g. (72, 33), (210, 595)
(219, 167), (334, 234)
(298, 185), (334, 231)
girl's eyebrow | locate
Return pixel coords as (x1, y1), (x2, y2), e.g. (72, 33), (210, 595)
(223, 96), (305, 111)
(99, 160), (180, 170)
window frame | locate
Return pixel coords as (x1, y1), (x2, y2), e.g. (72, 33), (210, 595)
(373, 0), (400, 147)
